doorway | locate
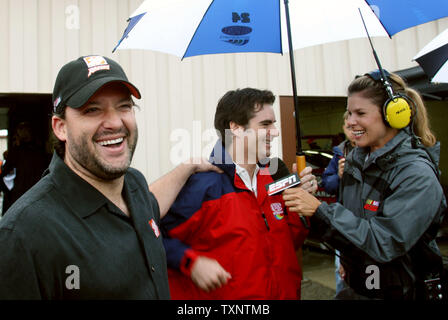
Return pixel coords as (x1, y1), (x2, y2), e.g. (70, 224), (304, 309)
(0, 93), (53, 155)
(279, 95), (347, 171)
(0, 93), (53, 214)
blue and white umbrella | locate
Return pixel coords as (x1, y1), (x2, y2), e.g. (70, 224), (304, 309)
(113, 0), (448, 160)
(114, 0), (448, 58)
(114, 0), (389, 57)
(414, 28), (448, 83)
(366, 0), (448, 36)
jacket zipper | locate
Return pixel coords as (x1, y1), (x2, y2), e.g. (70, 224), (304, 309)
(245, 186), (270, 232)
(261, 212), (270, 231)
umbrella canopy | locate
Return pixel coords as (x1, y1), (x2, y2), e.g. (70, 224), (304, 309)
(113, 0), (448, 161)
(114, 0), (388, 57)
(364, 0), (448, 37)
(414, 28), (448, 83)
(114, 0), (448, 56)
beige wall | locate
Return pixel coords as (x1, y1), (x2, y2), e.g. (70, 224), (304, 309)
(1, 0), (447, 183)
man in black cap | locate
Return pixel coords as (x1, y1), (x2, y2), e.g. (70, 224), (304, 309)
(0, 55), (221, 299)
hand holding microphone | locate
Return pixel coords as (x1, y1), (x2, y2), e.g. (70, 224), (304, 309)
(266, 158), (318, 195)
(282, 187), (321, 217)
(282, 161), (321, 216)
(266, 158), (318, 227)
(292, 163), (318, 194)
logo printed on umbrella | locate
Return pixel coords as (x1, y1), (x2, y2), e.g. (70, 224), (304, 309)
(222, 26), (252, 36)
(220, 12), (252, 46)
(232, 12), (250, 23)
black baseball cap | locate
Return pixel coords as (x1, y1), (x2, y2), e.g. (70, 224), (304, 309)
(52, 55), (141, 113)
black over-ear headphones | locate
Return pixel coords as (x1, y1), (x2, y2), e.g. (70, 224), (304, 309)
(365, 69), (414, 129)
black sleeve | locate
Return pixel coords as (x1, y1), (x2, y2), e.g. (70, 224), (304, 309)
(0, 228), (42, 299)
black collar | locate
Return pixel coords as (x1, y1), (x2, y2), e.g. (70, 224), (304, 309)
(46, 152), (129, 219)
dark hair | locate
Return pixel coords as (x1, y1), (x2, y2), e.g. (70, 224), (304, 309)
(214, 88), (275, 144)
(52, 107), (66, 159)
(347, 73), (436, 147)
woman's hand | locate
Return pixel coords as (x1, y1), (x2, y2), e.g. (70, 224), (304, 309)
(282, 187), (321, 216)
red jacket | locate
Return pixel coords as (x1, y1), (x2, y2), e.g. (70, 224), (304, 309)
(161, 146), (309, 299)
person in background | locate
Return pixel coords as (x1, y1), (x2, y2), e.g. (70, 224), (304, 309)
(0, 122), (48, 215)
(321, 111), (355, 196)
(0, 151), (11, 213)
(282, 70), (446, 300)
(0, 55), (220, 299)
(161, 88), (318, 299)
(321, 111), (356, 295)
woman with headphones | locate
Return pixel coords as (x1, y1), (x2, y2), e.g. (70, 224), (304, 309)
(283, 70), (447, 300)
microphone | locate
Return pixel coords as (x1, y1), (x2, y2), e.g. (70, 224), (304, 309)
(268, 157), (292, 180)
(266, 158), (310, 229)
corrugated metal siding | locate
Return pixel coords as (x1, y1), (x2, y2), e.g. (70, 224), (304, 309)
(1, 0), (447, 181)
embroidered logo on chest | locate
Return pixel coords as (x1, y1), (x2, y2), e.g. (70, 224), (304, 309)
(271, 202), (284, 220)
(364, 199), (380, 212)
(149, 219), (160, 238)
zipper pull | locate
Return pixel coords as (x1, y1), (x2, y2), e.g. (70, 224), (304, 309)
(261, 212), (270, 231)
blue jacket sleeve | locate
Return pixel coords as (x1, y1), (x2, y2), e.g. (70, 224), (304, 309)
(161, 172), (222, 272)
(162, 237), (190, 270)
(321, 147), (343, 195)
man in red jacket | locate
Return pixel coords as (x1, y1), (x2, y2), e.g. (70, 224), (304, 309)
(161, 88), (317, 299)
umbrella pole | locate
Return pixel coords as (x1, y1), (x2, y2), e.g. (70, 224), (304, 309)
(283, 0), (306, 173)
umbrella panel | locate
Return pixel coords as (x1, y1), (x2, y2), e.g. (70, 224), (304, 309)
(414, 28), (448, 83)
(365, 0), (448, 36)
(185, 0), (282, 58)
(415, 43), (448, 80)
(115, 0), (389, 56)
(113, 12), (146, 53)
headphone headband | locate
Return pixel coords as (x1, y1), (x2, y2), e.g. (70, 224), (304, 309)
(365, 69), (391, 82)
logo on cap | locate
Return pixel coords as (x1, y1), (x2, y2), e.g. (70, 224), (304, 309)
(53, 96), (61, 108)
(83, 55), (110, 78)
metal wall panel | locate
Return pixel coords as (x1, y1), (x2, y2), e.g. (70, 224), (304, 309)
(0, 0), (447, 181)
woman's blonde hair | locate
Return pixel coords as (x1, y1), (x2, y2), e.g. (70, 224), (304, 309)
(347, 73), (436, 147)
